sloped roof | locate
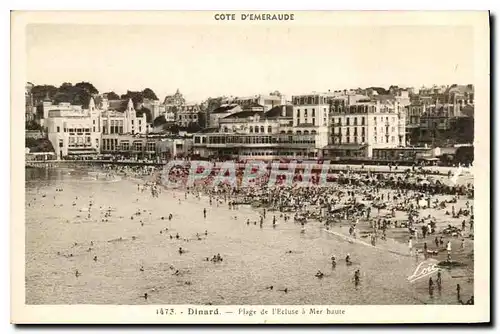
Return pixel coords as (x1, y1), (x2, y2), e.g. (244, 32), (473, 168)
(265, 105), (294, 118)
(223, 110), (264, 119)
(212, 104), (239, 114)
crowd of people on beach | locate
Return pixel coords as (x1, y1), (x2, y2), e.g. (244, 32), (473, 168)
(27, 159), (475, 304)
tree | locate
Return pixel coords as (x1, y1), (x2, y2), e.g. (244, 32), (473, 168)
(142, 88), (159, 101)
(121, 90), (144, 106)
(136, 107), (152, 123)
(52, 82), (97, 108)
(31, 85), (58, 103)
(25, 120), (43, 131)
(270, 90), (282, 97)
(74, 82), (99, 95)
(25, 138), (54, 153)
(105, 91), (120, 100)
(153, 115), (167, 128)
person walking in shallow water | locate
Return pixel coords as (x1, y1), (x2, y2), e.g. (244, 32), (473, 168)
(203, 208), (206, 219)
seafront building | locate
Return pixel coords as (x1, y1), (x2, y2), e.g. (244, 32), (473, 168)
(326, 95), (407, 158)
(45, 97), (149, 159)
(29, 83), (474, 163)
(45, 99), (102, 159)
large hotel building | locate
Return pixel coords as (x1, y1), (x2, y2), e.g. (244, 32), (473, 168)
(193, 91), (408, 160)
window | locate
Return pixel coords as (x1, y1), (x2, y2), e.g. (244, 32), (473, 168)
(312, 118), (316, 125)
(391, 136), (395, 143)
(249, 126), (253, 133)
(361, 127), (365, 135)
(374, 136), (377, 143)
(392, 126), (395, 132)
(304, 109), (308, 117)
(255, 127), (259, 133)
(57, 126), (60, 133)
(93, 120), (96, 124)
(354, 127), (358, 136)
(346, 118), (350, 126)
(312, 109), (315, 117)
(297, 109), (300, 117)
(93, 126), (95, 132)
(354, 117), (358, 126)
(346, 136), (350, 143)
(346, 128), (350, 136)
(361, 117), (365, 125)
(362, 136), (365, 143)
(267, 126), (272, 133)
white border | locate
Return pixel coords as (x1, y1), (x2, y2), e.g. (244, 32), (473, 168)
(4, 1), (496, 332)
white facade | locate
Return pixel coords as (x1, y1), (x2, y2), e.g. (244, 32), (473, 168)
(45, 98), (148, 159)
(45, 100), (101, 159)
(291, 93), (334, 151)
(101, 99), (148, 135)
(330, 99), (407, 157)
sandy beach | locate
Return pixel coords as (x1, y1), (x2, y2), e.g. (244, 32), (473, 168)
(25, 166), (474, 305)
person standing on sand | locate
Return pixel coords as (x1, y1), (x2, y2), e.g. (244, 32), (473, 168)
(408, 237), (413, 256)
(203, 208), (207, 219)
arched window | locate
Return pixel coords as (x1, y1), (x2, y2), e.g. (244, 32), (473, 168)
(267, 126), (272, 133)
(311, 130), (317, 135)
(287, 130), (293, 134)
(303, 130), (309, 135)
(249, 126), (253, 133)
(260, 126), (265, 133)
(296, 130), (302, 135)
(280, 130), (286, 134)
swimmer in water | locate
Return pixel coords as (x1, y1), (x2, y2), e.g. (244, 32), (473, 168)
(75, 270), (81, 277)
(140, 266), (144, 272)
(315, 270), (324, 279)
(205, 230), (208, 236)
(346, 254), (352, 265)
(331, 256), (336, 267)
(93, 256), (97, 262)
(266, 285), (274, 290)
(179, 247), (184, 254)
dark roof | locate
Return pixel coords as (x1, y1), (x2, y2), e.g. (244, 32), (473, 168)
(248, 102), (264, 108)
(223, 110), (264, 119)
(264, 105), (293, 118)
(211, 105), (237, 114)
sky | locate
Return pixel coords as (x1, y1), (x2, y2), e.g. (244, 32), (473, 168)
(26, 24), (474, 103)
